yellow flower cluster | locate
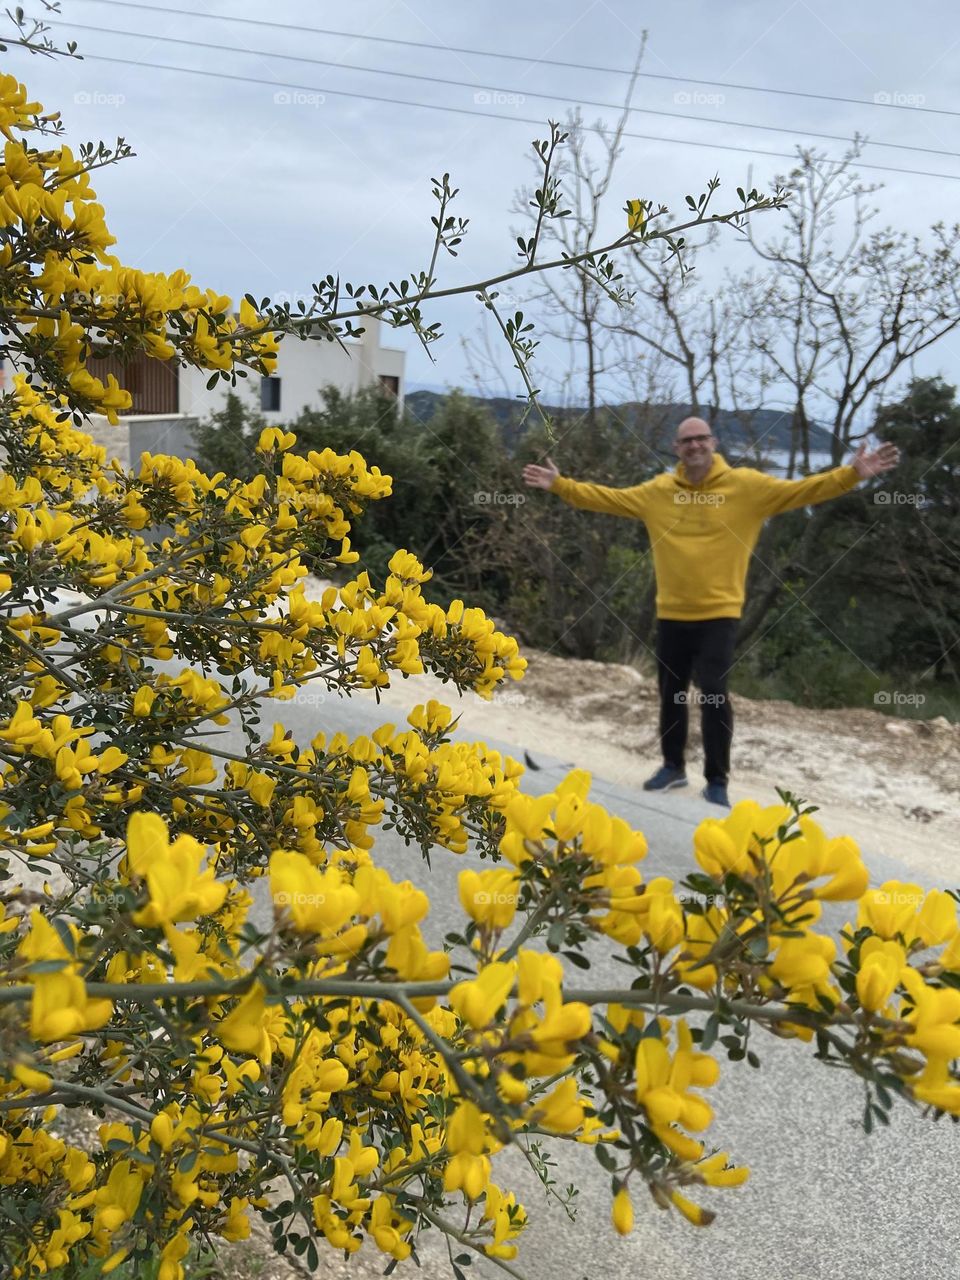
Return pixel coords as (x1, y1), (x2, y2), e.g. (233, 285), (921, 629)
(5, 64), (960, 1280)
(651, 803), (866, 1011)
(0, 366), (528, 871)
(18, 912), (113, 1042)
(0, 73), (278, 420)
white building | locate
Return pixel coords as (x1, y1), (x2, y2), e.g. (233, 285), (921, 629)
(187, 316), (405, 420)
(2, 316), (407, 470)
(82, 315), (405, 422)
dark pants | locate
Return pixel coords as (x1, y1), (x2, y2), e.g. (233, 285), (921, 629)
(655, 618), (739, 784)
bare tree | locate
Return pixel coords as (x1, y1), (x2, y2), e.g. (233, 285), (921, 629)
(731, 143), (960, 646)
(738, 145), (960, 461)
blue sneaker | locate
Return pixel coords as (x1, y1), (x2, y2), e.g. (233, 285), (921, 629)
(702, 782), (730, 808)
(643, 765), (688, 792)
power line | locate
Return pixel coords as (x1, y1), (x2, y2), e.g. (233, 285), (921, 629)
(76, 0), (960, 121)
(40, 48), (960, 184)
(49, 18), (960, 165)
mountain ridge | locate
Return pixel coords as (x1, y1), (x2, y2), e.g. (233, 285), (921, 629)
(404, 389), (838, 458)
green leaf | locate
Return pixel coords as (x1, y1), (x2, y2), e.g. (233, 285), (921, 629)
(595, 1143), (617, 1172)
(872, 1102), (890, 1126)
(701, 1012), (720, 1051)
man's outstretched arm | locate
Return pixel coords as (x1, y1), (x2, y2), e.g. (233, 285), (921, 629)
(748, 442), (901, 517)
(522, 456), (655, 520)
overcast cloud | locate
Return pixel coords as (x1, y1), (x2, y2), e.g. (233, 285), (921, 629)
(13, 0), (960, 408)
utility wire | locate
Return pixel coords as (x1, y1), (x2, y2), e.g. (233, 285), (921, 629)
(49, 18), (960, 165)
(76, 0), (960, 120)
(43, 48), (960, 184)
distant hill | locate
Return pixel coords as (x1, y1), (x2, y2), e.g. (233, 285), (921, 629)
(405, 390), (837, 458)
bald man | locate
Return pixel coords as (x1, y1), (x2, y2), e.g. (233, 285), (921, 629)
(522, 417), (900, 807)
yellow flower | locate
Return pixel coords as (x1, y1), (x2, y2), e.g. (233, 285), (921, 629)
(126, 813), (227, 926)
(612, 1187), (633, 1235)
(527, 1077), (586, 1132)
(450, 961), (516, 1029)
(644, 890), (685, 954)
(855, 939), (905, 1012)
(517, 949), (563, 1006)
(368, 1195), (412, 1259)
(93, 1159), (144, 1234)
(150, 1112), (175, 1152)
(217, 982), (274, 1063)
(458, 867), (519, 930)
(857, 881), (924, 941)
(257, 427), (297, 453)
(528, 1001), (592, 1058)
(269, 849), (361, 934)
(768, 933), (836, 993)
(626, 198), (646, 234)
(901, 967), (960, 1058)
(692, 821), (743, 878)
(157, 1229), (191, 1280)
(670, 1189), (713, 1226)
(30, 967), (113, 1042)
(915, 889), (959, 947)
(696, 1150), (749, 1187)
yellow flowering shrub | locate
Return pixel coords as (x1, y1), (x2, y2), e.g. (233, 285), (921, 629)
(1, 56), (960, 1280)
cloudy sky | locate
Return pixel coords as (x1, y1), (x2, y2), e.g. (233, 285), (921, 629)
(13, 0), (960, 404)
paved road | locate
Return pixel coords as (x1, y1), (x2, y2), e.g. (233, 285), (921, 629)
(229, 685), (960, 1280)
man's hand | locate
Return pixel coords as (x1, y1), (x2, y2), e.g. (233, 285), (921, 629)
(852, 441), (901, 479)
(522, 457), (560, 491)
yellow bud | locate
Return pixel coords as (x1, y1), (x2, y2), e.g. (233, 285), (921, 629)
(612, 1187), (633, 1235)
(150, 1112), (175, 1152)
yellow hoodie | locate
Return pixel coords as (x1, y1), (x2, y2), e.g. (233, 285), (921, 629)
(551, 453), (861, 621)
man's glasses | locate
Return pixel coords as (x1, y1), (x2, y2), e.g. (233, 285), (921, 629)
(676, 435), (714, 446)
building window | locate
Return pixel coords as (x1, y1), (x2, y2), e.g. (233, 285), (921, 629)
(260, 376), (281, 412)
(85, 351), (178, 415)
(378, 374), (400, 397)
